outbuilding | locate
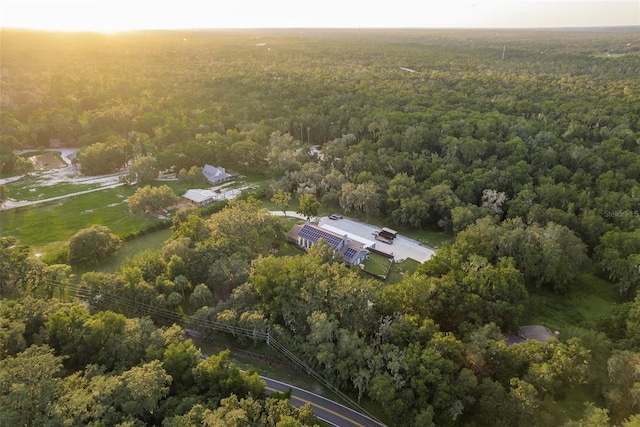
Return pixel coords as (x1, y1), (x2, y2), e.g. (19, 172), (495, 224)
(182, 189), (216, 207)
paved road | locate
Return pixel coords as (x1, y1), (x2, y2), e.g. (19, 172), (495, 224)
(262, 376), (386, 427)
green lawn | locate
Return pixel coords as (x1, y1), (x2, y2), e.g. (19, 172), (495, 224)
(0, 186), (167, 248)
(386, 258), (421, 284)
(5, 177), (102, 201)
(362, 252), (392, 277)
(399, 228), (453, 249)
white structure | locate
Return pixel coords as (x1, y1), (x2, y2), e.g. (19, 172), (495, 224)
(182, 189), (216, 207)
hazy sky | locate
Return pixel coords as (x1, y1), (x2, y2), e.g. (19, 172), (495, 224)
(1, 0), (638, 31)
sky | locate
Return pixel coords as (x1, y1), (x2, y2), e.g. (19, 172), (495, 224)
(1, 0), (638, 32)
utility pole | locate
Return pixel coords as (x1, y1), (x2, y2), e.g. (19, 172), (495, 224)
(502, 45), (506, 60)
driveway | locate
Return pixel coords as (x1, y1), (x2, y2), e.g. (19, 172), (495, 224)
(317, 217), (434, 263)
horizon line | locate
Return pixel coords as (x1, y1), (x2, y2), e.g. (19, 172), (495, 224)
(2, 24), (639, 34)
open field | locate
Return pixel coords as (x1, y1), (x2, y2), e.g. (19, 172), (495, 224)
(0, 186), (167, 247)
(5, 177), (102, 201)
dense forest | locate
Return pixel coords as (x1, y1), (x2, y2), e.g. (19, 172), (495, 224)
(1, 28), (640, 426)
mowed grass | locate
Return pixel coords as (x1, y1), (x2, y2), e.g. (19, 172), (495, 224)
(387, 258), (421, 284)
(5, 176), (102, 201)
(0, 186), (165, 247)
(399, 228), (453, 249)
(362, 252), (392, 276)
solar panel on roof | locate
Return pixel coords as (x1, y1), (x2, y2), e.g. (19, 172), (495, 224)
(298, 224), (343, 249)
(344, 248), (357, 258)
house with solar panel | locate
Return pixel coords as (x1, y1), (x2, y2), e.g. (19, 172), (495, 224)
(288, 223), (370, 266)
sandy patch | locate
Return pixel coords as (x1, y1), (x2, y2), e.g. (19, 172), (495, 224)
(27, 152), (66, 170)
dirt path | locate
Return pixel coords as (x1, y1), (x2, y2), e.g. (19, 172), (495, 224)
(0, 182), (125, 210)
(1, 149), (128, 211)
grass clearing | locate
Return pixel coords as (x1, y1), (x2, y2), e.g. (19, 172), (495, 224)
(522, 274), (619, 333)
(516, 274), (619, 424)
(387, 258), (421, 284)
(72, 228), (173, 276)
(399, 228), (453, 249)
(543, 383), (594, 425)
(5, 177), (102, 201)
(0, 186), (166, 247)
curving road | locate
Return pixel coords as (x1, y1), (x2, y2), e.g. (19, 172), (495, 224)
(262, 376), (386, 427)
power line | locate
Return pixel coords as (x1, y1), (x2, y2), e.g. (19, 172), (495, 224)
(26, 278), (386, 426)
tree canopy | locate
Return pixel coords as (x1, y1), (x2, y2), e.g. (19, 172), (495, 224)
(1, 27), (639, 427)
(67, 225), (122, 265)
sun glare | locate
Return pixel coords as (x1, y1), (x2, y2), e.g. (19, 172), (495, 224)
(3, 1), (161, 33)
(2, 0), (639, 31)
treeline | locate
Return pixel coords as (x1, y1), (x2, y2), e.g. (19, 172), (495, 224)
(0, 297), (320, 427)
(2, 29), (638, 294)
(2, 197), (640, 425)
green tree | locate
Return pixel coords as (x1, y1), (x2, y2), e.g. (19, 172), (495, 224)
(0, 317), (26, 359)
(563, 402), (610, 427)
(0, 345), (65, 427)
(40, 264), (74, 298)
(387, 172), (416, 206)
(596, 229), (640, 298)
(0, 184), (8, 206)
(14, 156), (35, 176)
(127, 155), (159, 186)
(177, 165), (208, 187)
(392, 195), (430, 229)
(166, 291), (183, 308)
(0, 237), (32, 295)
(451, 205), (494, 235)
(0, 133), (20, 174)
(78, 138), (128, 175)
(271, 190), (292, 216)
(119, 360), (172, 419)
(297, 193), (320, 221)
(67, 225), (122, 265)
(128, 184), (178, 215)
(606, 350), (640, 423)
(162, 340), (202, 393)
(193, 350), (265, 404)
(190, 283), (213, 307)
(424, 183), (462, 231)
(228, 139), (267, 174)
(340, 181), (380, 218)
